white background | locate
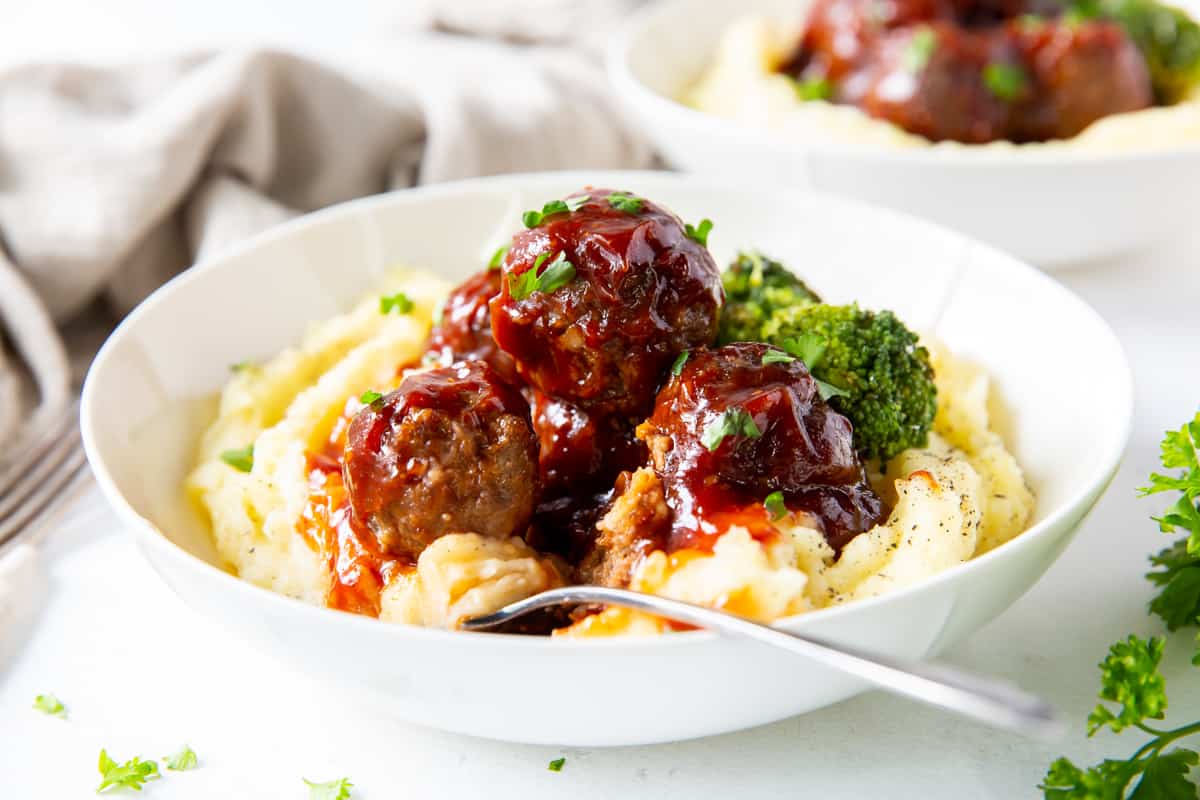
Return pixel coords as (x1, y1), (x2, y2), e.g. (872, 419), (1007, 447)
(3, 2), (1200, 797)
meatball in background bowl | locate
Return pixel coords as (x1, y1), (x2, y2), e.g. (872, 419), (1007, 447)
(81, 172), (1131, 746)
(607, 0), (1200, 267)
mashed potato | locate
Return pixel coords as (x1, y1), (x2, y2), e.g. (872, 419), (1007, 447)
(688, 15), (1200, 153)
(189, 270), (1032, 636)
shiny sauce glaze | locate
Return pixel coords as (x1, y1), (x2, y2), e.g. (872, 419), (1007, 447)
(425, 268), (518, 384)
(643, 343), (886, 554)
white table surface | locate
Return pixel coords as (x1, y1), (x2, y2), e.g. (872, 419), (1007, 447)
(1, 226), (1198, 799)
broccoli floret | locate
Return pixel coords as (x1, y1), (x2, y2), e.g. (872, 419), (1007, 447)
(763, 304), (936, 463)
(718, 252), (822, 346)
(1072, 0), (1200, 103)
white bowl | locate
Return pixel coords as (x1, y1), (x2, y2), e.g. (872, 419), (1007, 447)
(81, 171), (1131, 746)
(607, 0), (1200, 267)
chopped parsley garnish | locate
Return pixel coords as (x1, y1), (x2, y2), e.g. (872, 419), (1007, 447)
(701, 408), (762, 452)
(523, 199), (572, 228)
(983, 62), (1027, 101)
(671, 351), (690, 376)
(488, 245), (509, 271)
(567, 194), (591, 211)
(548, 757), (566, 772)
(220, 444), (254, 473)
(607, 192), (643, 214)
(97, 750), (160, 793)
(229, 360), (255, 373)
(792, 77), (833, 101)
(33, 693), (66, 718)
(902, 27), (936, 73)
(781, 333), (827, 368)
(380, 292), (414, 315)
(304, 777), (354, 800)
(761, 349), (795, 366)
(764, 491), (788, 521)
(684, 219), (713, 247)
(164, 745), (198, 772)
(359, 390), (385, 409)
(815, 379), (849, 402)
(508, 251), (576, 302)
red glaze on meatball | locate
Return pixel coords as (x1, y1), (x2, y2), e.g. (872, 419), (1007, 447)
(529, 390), (646, 493)
(426, 268), (518, 384)
(490, 188), (724, 417)
(641, 343), (885, 553)
(342, 361), (536, 562)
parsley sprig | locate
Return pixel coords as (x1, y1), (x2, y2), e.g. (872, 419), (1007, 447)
(1041, 411), (1200, 798)
(508, 251), (576, 302)
(97, 750), (160, 793)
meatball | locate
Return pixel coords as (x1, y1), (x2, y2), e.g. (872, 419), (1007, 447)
(490, 188), (724, 417)
(529, 390), (645, 493)
(426, 268), (517, 384)
(642, 343), (885, 553)
(1008, 20), (1153, 141)
(342, 361), (537, 562)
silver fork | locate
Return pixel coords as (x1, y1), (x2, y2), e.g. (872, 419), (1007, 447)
(0, 397), (89, 551)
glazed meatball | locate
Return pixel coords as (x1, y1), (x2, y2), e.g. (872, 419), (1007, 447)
(1008, 20), (1153, 141)
(426, 268), (517, 384)
(642, 343), (885, 553)
(529, 390), (646, 493)
(342, 361), (537, 562)
(490, 188), (724, 417)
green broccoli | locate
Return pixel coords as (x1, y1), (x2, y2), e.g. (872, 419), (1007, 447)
(1071, 0), (1200, 103)
(718, 252), (821, 346)
(766, 304), (936, 463)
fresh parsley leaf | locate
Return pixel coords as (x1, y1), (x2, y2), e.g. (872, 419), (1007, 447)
(1130, 749), (1199, 799)
(1140, 413), (1200, 499)
(508, 251), (576, 302)
(764, 491), (787, 521)
(164, 745), (198, 772)
(671, 351), (690, 376)
(903, 27), (936, 73)
(608, 192), (643, 214)
(380, 292), (414, 315)
(983, 62), (1028, 101)
(684, 219), (713, 247)
(304, 777), (353, 800)
(816, 379), (850, 402)
(548, 757), (566, 772)
(489, 245), (509, 271)
(220, 444), (254, 473)
(1087, 635), (1168, 735)
(1040, 755), (1139, 798)
(523, 199), (572, 228)
(1148, 540), (1200, 632)
(761, 349), (795, 366)
(781, 333), (827, 369)
(33, 693), (66, 718)
(792, 77), (833, 101)
(97, 750), (160, 793)
(701, 408), (762, 452)
(359, 390), (384, 408)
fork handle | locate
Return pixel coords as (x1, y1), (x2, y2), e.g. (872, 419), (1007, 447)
(461, 586), (1062, 739)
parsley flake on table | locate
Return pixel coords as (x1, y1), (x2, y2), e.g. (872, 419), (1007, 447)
(983, 62), (1028, 101)
(684, 218), (713, 247)
(380, 292), (414, 315)
(304, 777), (354, 800)
(548, 757), (566, 772)
(488, 245), (509, 271)
(163, 745), (198, 772)
(701, 408), (762, 452)
(508, 251), (576, 302)
(220, 444), (254, 473)
(33, 693), (66, 718)
(607, 192), (642, 214)
(764, 491), (788, 521)
(97, 750), (160, 793)
(671, 351), (690, 376)
(903, 27), (937, 73)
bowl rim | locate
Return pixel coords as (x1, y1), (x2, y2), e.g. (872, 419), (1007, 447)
(80, 169), (1134, 650)
(607, 0), (1200, 167)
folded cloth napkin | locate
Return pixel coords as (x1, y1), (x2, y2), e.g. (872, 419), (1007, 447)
(0, 3), (651, 456)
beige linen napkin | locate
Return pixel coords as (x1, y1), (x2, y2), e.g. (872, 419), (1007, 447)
(0, 8), (651, 453)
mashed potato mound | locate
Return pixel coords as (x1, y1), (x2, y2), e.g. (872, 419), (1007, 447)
(688, 15), (1200, 153)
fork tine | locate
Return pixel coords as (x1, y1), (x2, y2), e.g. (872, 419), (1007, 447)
(0, 419), (81, 518)
(0, 399), (79, 489)
(0, 433), (87, 545)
